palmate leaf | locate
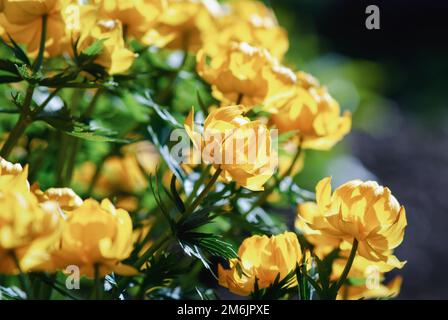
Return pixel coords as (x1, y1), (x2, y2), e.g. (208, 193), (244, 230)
(36, 108), (129, 143)
(141, 252), (187, 298)
(178, 232), (237, 273)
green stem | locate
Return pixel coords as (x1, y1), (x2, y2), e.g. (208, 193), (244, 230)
(185, 165), (211, 206)
(0, 85), (35, 159)
(93, 264), (102, 300)
(332, 239), (358, 296)
(10, 253), (32, 299)
(180, 167), (223, 222)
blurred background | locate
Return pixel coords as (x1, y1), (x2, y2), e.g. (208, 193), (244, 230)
(273, 0), (448, 299)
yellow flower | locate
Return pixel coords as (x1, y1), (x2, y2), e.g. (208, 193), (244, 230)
(333, 248), (403, 300)
(143, 0), (220, 52)
(48, 198), (136, 277)
(0, 165), (62, 274)
(299, 177), (407, 266)
(95, 0), (166, 40)
(0, 157), (23, 176)
(296, 201), (341, 259)
(204, 0), (288, 60)
(0, 0), (66, 56)
(197, 42), (296, 110)
(31, 184), (83, 211)
(270, 71), (352, 150)
(218, 232), (302, 296)
(77, 18), (137, 75)
(184, 106), (275, 191)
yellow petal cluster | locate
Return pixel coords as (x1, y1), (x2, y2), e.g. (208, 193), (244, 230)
(270, 72), (352, 150)
(203, 0), (288, 60)
(184, 106), (275, 191)
(71, 7), (137, 75)
(47, 198), (136, 277)
(95, 0), (166, 41)
(197, 42), (296, 109)
(143, 0), (220, 52)
(218, 232), (302, 296)
(296, 201), (341, 260)
(0, 0), (66, 56)
(0, 159), (62, 274)
(299, 177), (407, 266)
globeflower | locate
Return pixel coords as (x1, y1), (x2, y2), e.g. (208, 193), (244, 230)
(184, 106), (275, 191)
(298, 177), (407, 266)
(95, 0), (166, 41)
(47, 198), (136, 277)
(296, 201), (341, 259)
(76, 18), (137, 75)
(270, 71), (352, 150)
(218, 232), (302, 296)
(197, 42), (296, 110)
(204, 0), (288, 60)
(0, 164), (62, 274)
(143, 0), (220, 52)
(0, 0), (66, 56)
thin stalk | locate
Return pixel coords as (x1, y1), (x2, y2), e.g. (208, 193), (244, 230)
(0, 85), (35, 159)
(93, 264), (102, 300)
(332, 239), (359, 296)
(10, 253), (32, 299)
(180, 167), (222, 222)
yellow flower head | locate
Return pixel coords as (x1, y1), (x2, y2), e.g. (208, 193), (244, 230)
(197, 42), (296, 110)
(48, 198), (136, 277)
(296, 201), (341, 260)
(299, 177), (407, 266)
(204, 0), (288, 60)
(0, 0), (66, 56)
(218, 232), (302, 296)
(78, 18), (137, 75)
(95, 0), (166, 40)
(143, 0), (220, 52)
(184, 106), (275, 191)
(32, 184), (83, 211)
(0, 165), (62, 274)
(270, 71), (352, 150)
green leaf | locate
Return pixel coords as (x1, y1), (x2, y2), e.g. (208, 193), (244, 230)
(36, 109), (129, 143)
(138, 93), (183, 129)
(82, 38), (107, 57)
(178, 232), (237, 272)
(0, 59), (20, 75)
(66, 123), (129, 143)
(0, 35), (31, 65)
(147, 125), (185, 182)
(0, 75), (21, 83)
(170, 174), (186, 213)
